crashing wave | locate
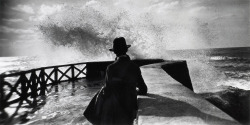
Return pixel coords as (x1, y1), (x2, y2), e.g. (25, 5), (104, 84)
(209, 56), (249, 61)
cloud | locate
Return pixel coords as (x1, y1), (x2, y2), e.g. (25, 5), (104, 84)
(0, 26), (34, 34)
(18, 32), (41, 40)
(12, 4), (34, 14)
(2, 18), (24, 22)
(147, 1), (180, 13)
(187, 6), (208, 18)
(0, 38), (8, 41)
(212, 14), (237, 20)
(29, 4), (65, 21)
(190, 6), (207, 13)
(85, 0), (98, 6)
(39, 4), (64, 16)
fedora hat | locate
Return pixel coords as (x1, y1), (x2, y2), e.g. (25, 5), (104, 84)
(109, 37), (131, 51)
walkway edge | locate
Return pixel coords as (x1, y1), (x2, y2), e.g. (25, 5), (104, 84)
(137, 62), (239, 125)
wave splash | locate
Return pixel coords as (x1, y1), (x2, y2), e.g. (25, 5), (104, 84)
(38, 0), (213, 61)
(38, 3), (153, 60)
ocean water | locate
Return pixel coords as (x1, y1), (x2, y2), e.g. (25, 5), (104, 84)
(206, 47), (250, 90)
(165, 47), (250, 93)
(0, 56), (36, 74)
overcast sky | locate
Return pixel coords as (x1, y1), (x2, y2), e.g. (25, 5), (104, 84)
(0, 0), (249, 56)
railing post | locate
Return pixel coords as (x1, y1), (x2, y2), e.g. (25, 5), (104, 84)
(0, 75), (8, 121)
(54, 67), (58, 92)
(31, 71), (38, 106)
(54, 67), (58, 84)
(0, 75), (6, 112)
(71, 65), (75, 80)
(20, 74), (28, 100)
(40, 69), (46, 96)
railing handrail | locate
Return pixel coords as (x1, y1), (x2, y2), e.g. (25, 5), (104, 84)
(0, 59), (164, 78)
(0, 60), (113, 77)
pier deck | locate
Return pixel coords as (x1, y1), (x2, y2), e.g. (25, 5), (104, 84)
(137, 63), (239, 125)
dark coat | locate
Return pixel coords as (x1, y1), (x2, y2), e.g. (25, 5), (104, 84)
(105, 55), (148, 95)
(100, 55), (147, 125)
(84, 55), (147, 125)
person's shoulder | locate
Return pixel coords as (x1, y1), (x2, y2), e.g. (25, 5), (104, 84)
(107, 63), (113, 69)
(128, 60), (140, 69)
(107, 61), (117, 70)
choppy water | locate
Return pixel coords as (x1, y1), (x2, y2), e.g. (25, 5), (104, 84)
(0, 56), (36, 74)
(165, 47), (250, 93)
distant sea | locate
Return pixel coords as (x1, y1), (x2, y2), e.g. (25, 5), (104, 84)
(205, 47), (250, 90)
(165, 47), (250, 92)
(0, 56), (37, 74)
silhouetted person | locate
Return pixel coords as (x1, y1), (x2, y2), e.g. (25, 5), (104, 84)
(84, 37), (147, 125)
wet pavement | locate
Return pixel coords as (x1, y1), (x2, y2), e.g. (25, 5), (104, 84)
(2, 79), (104, 125)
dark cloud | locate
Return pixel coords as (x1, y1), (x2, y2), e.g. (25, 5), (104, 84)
(0, 31), (13, 39)
(0, 1), (29, 24)
(0, 36), (13, 57)
(0, 45), (13, 56)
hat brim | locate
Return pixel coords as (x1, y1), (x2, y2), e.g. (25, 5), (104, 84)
(109, 45), (131, 51)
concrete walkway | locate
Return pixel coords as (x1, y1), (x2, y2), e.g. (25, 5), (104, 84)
(137, 63), (239, 125)
(25, 62), (240, 125)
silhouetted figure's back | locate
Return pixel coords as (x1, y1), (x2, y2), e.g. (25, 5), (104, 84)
(84, 37), (147, 125)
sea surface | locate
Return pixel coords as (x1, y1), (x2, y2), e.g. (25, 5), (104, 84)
(0, 47), (249, 124)
(205, 47), (250, 90)
(167, 47), (250, 93)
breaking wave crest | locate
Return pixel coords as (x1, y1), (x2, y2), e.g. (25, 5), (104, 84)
(37, 0), (213, 61)
(38, 4), (159, 60)
(210, 56), (250, 61)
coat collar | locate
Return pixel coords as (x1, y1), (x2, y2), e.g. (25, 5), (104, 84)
(115, 54), (130, 62)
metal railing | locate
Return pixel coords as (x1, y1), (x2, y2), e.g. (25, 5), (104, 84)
(0, 62), (88, 118)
